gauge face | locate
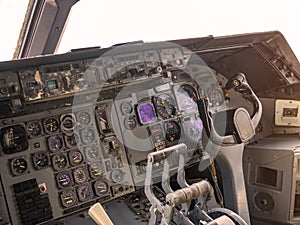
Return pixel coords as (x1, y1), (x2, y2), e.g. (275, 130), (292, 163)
(10, 157), (28, 175)
(60, 189), (78, 208)
(110, 169), (124, 183)
(60, 114), (75, 133)
(44, 117), (59, 133)
(73, 167), (89, 184)
(137, 103), (156, 124)
(68, 149), (84, 166)
(176, 84), (198, 112)
(0, 125), (28, 154)
(208, 88), (224, 106)
(165, 121), (181, 142)
(77, 111), (91, 125)
(56, 171), (73, 189)
(89, 161), (105, 178)
(48, 135), (64, 152)
(27, 121), (42, 137)
(94, 180), (109, 196)
(120, 102), (133, 115)
(80, 127), (95, 144)
(183, 115), (203, 144)
(77, 184), (94, 202)
(32, 151), (49, 170)
(85, 146), (99, 162)
(52, 153), (68, 170)
(154, 94), (176, 119)
(124, 116), (137, 130)
(64, 133), (79, 148)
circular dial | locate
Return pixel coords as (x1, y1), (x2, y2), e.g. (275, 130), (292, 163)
(32, 151), (49, 170)
(11, 157), (28, 175)
(165, 121), (181, 142)
(176, 84), (198, 112)
(80, 127), (95, 144)
(77, 184), (94, 202)
(120, 102), (133, 115)
(73, 167), (89, 184)
(48, 135), (64, 152)
(52, 153), (68, 170)
(56, 171), (73, 189)
(64, 133), (79, 148)
(94, 180), (109, 196)
(124, 116), (137, 130)
(154, 94), (176, 119)
(44, 117), (59, 133)
(77, 111), (91, 125)
(208, 88), (224, 106)
(0, 125), (28, 153)
(27, 121), (42, 137)
(60, 114), (75, 133)
(60, 189), (78, 208)
(110, 169), (124, 183)
(85, 145), (100, 162)
(68, 149), (84, 166)
(89, 161), (105, 179)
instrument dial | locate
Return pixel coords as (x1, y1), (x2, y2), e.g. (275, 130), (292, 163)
(60, 114), (76, 133)
(120, 101), (133, 115)
(27, 121), (42, 137)
(154, 94), (176, 119)
(165, 121), (181, 142)
(110, 169), (124, 183)
(68, 149), (84, 166)
(52, 153), (68, 170)
(32, 151), (49, 170)
(89, 161), (105, 179)
(60, 189), (77, 208)
(44, 117), (59, 134)
(85, 145), (100, 162)
(94, 180), (109, 196)
(0, 125), (28, 154)
(77, 184), (94, 202)
(56, 171), (73, 189)
(64, 133), (79, 148)
(124, 116), (137, 130)
(48, 135), (64, 152)
(10, 157), (28, 176)
(80, 127), (95, 144)
(77, 111), (91, 125)
(208, 88), (224, 106)
(176, 84), (198, 112)
(73, 167), (89, 184)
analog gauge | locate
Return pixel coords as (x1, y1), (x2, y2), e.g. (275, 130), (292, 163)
(165, 121), (181, 142)
(137, 103), (156, 125)
(77, 111), (91, 125)
(68, 149), (84, 166)
(0, 125), (28, 154)
(32, 151), (49, 170)
(94, 180), (109, 196)
(73, 167), (89, 184)
(44, 117), (59, 134)
(154, 94), (176, 119)
(110, 169), (124, 183)
(85, 145), (99, 162)
(120, 102), (133, 115)
(64, 133), (79, 148)
(176, 84), (198, 112)
(80, 127), (95, 144)
(183, 115), (203, 144)
(60, 114), (75, 133)
(77, 184), (94, 202)
(124, 116), (137, 130)
(208, 88), (224, 106)
(52, 153), (68, 170)
(89, 161), (105, 179)
(27, 121), (42, 137)
(10, 157), (28, 176)
(56, 171), (73, 189)
(48, 135), (64, 152)
(60, 189), (78, 208)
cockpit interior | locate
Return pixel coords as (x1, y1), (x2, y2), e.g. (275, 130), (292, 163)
(1, 1), (300, 225)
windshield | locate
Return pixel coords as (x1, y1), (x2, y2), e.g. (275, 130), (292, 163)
(1, 0), (300, 61)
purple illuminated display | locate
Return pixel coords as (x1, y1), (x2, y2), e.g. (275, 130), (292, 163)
(138, 103), (156, 124)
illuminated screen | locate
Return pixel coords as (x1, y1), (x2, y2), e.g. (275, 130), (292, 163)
(47, 80), (58, 90)
(138, 103), (156, 124)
